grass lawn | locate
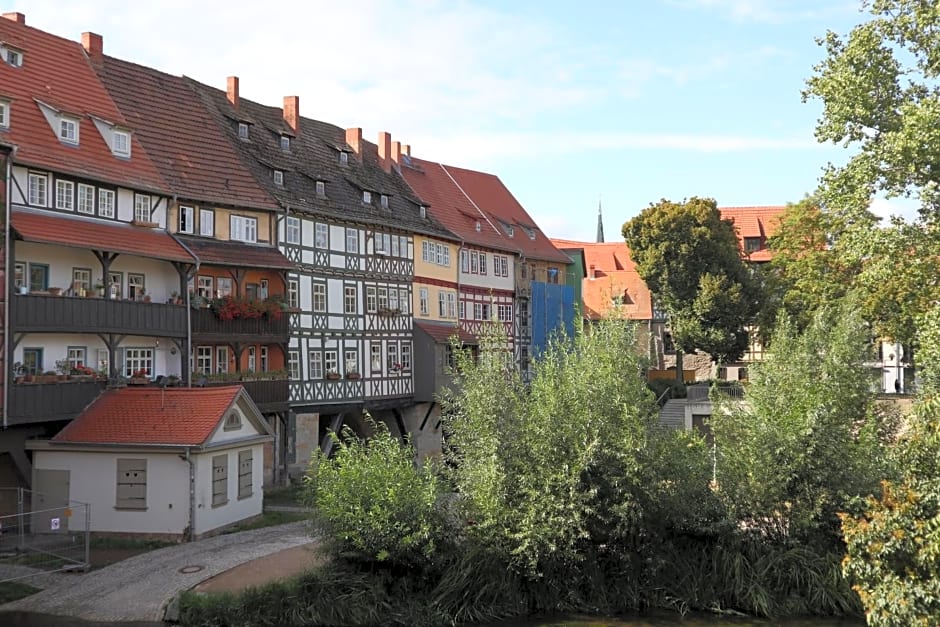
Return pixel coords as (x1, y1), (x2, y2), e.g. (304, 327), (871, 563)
(0, 581), (41, 603)
(262, 483), (307, 508)
(222, 510), (310, 534)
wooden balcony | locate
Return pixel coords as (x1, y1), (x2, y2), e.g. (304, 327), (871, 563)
(7, 380), (107, 426)
(205, 378), (289, 413)
(12, 294), (187, 337)
(191, 308), (289, 343)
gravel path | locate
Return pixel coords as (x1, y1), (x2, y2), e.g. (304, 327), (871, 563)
(0, 520), (314, 623)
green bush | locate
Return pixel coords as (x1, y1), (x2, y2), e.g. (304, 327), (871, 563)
(647, 378), (687, 403)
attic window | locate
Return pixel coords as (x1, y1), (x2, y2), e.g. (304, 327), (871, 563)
(380, 194), (389, 209)
(419, 205), (427, 219)
(339, 151), (349, 165)
(224, 411), (241, 431)
(5, 48), (22, 67)
(504, 223), (514, 237)
(316, 181), (325, 196)
(362, 190), (372, 204)
(59, 117), (79, 145)
(475, 221), (481, 232)
(274, 170), (284, 186)
(237, 122), (249, 140)
(112, 130), (130, 157)
(280, 135), (290, 151)
(0, 100), (8, 130)
(744, 237), (761, 253)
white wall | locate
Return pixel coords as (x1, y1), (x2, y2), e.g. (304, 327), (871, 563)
(14, 333), (182, 377)
(193, 443), (265, 536)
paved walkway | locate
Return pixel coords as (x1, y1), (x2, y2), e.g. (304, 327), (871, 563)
(0, 520), (314, 623)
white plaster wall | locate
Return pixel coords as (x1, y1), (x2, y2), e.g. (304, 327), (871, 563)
(459, 251), (514, 291)
(329, 225), (345, 252)
(193, 443), (265, 535)
(14, 333), (181, 377)
(33, 450), (189, 534)
(327, 279), (344, 314)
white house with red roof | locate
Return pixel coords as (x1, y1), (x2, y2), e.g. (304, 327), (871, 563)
(27, 386), (272, 539)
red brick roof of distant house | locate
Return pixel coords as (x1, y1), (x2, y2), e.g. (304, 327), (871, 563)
(52, 386), (257, 446)
(0, 14), (166, 192)
(719, 205), (786, 262)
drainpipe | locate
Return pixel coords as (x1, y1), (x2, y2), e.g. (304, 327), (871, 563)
(2, 145), (16, 430)
(182, 447), (196, 541)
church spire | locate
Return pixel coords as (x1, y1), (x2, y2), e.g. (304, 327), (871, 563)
(596, 197), (605, 243)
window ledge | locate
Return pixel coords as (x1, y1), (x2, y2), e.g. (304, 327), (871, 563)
(114, 506), (148, 511)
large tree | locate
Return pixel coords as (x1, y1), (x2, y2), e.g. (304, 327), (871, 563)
(622, 197), (759, 376)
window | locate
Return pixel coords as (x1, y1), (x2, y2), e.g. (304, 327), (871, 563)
(196, 346), (212, 374)
(419, 287), (429, 316)
(324, 350), (338, 376)
(401, 344), (412, 372)
(387, 344), (399, 372)
(116, 459), (147, 510)
(479, 253), (487, 275)
(420, 205), (427, 219)
(288, 279), (299, 308)
(230, 215), (258, 243)
(459, 300), (465, 320)
(128, 273), (145, 300)
(98, 188), (115, 218)
(224, 411), (241, 431)
(422, 241), (430, 263)
(212, 454), (228, 507)
(113, 130), (130, 156)
(362, 190), (371, 204)
(315, 223), (328, 249)
(72, 268), (91, 294)
(375, 233), (390, 254)
(199, 209), (215, 236)
(238, 450), (253, 499)
(247, 346), (256, 372)
(366, 286), (376, 312)
(389, 288), (399, 312)
(13, 262), (24, 290)
(285, 216), (300, 244)
(316, 181), (326, 197)
(216, 277), (233, 298)
(55, 180), (74, 210)
(391, 235), (400, 257)
(237, 122), (249, 139)
(377, 287), (388, 310)
(28, 173), (47, 206)
(280, 135), (290, 151)
(67, 346), (87, 371)
(473, 303), (482, 320)
(442, 245), (451, 267)
(498, 304), (513, 322)
(6, 48), (22, 67)
(447, 292), (457, 319)
(197, 276), (213, 299)
(59, 117), (79, 144)
(22, 348), (42, 375)
(123, 347), (153, 377)
(380, 194), (389, 209)
(108, 271), (123, 299)
(744, 237), (761, 253)
(346, 228), (358, 253)
(260, 346), (269, 371)
(399, 288), (410, 315)
(519, 302), (529, 330)
(216, 346), (229, 373)
(339, 151), (349, 165)
(273, 170), (284, 186)
(344, 285), (357, 314)
(0, 100), (10, 129)
(461, 250), (469, 273)
(399, 236), (408, 258)
(313, 283), (326, 312)
(179, 206), (194, 233)
(134, 194), (151, 223)
(29, 263), (48, 292)
(438, 291), (446, 317)
(97, 349), (110, 377)
(77, 184), (95, 215)
(345, 349), (358, 375)
(309, 351), (323, 379)
(370, 345), (381, 373)
(470, 251), (479, 274)
(547, 268), (559, 284)
(288, 350), (300, 379)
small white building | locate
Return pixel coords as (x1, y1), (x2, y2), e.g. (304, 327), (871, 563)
(27, 385), (273, 540)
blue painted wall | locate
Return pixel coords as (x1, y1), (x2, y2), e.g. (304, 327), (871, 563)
(531, 282), (576, 357)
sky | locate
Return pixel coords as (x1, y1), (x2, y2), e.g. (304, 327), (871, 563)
(7, 0), (911, 241)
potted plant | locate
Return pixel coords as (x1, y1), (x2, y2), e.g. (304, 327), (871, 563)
(141, 292), (152, 303)
(166, 374), (181, 387)
(39, 370), (58, 384)
(48, 287), (63, 297)
(55, 359), (71, 381)
(346, 367), (360, 380)
(71, 364), (96, 381)
(325, 368), (341, 380)
(12, 362), (25, 384)
(129, 368), (150, 385)
(94, 281), (106, 297)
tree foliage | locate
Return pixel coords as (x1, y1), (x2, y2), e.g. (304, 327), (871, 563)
(622, 197), (759, 365)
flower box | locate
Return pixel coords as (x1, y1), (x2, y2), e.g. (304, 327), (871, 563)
(346, 372), (361, 380)
(325, 372), (341, 380)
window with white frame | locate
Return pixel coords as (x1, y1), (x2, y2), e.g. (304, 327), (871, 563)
(98, 188), (115, 218)
(422, 241), (430, 263)
(197, 276), (213, 299)
(179, 206), (194, 233)
(442, 244), (450, 266)
(0, 101), (8, 129)
(112, 130), (130, 156)
(280, 135), (290, 151)
(339, 151), (348, 165)
(370, 344), (381, 373)
(67, 346), (87, 371)
(127, 273), (145, 301)
(273, 170), (284, 186)
(199, 208), (214, 236)
(346, 228), (358, 253)
(324, 350), (338, 375)
(473, 302), (482, 320)
(375, 233), (390, 254)
(447, 292), (457, 318)
(362, 190), (371, 204)
(345, 349), (357, 375)
(459, 300), (465, 320)
(123, 347), (153, 377)
(216, 277), (233, 298)
(316, 181), (326, 196)
(399, 236), (408, 257)
(5, 49), (22, 67)
(55, 180), (74, 210)
(247, 346), (256, 372)
(380, 194), (388, 209)
(308, 351), (323, 379)
(461, 250), (469, 273)
(230, 215), (258, 243)
(260, 346), (268, 371)
(388, 288), (399, 312)
(28, 173), (47, 206)
(288, 350), (300, 379)
(237, 122), (249, 139)
(479, 252), (487, 275)
(438, 292), (446, 317)
(97, 349), (110, 376)
(216, 346), (229, 373)
(134, 194), (151, 223)
(312, 283), (326, 312)
(366, 286), (376, 312)
(72, 268), (91, 294)
(196, 346), (212, 374)
(285, 216), (300, 244)
(399, 288), (409, 314)
(59, 117), (79, 144)
(344, 285), (357, 314)
(387, 343), (399, 372)
(498, 304), (513, 322)
(401, 344), (412, 372)
(288, 279), (298, 308)
(77, 184), (95, 215)
(377, 287), (388, 310)
(391, 235), (400, 257)
(419, 287), (428, 316)
(315, 223), (328, 249)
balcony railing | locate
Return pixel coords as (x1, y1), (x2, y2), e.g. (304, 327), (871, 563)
(7, 380), (107, 426)
(204, 378), (289, 413)
(191, 308), (289, 341)
(12, 294), (187, 337)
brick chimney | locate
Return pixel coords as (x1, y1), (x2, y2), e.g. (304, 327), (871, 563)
(589, 264), (596, 279)
(391, 141), (402, 167)
(283, 96), (299, 133)
(377, 132), (392, 173)
(227, 76), (239, 109)
(1, 12), (24, 24)
(82, 32), (103, 60)
(346, 127), (362, 155)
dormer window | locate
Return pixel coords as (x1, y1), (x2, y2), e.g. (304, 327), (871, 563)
(504, 223), (514, 237)
(380, 194), (389, 209)
(59, 117), (79, 145)
(315, 181), (325, 197)
(419, 205), (427, 219)
(339, 151), (349, 165)
(112, 130), (130, 157)
(237, 122), (249, 140)
(475, 221), (481, 232)
(280, 135), (290, 151)
(362, 190), (372, 204)
(0, 100), (8, 130)
(274, 170), (284, 186)
(744, 237), (761, 253)
(5, 48), (22, 67)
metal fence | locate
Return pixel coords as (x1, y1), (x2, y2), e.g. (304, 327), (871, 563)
(0, 487), (90, 582)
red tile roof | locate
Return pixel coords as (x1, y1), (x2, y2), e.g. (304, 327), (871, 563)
(551, 239), (638, 273)
(0, 17), (166, 191)
(97, 56), (279, 212)
(719, 206), (785, 262)
(12, 208), (196, 263)
(177, 235), (293, 270)
(52, 386), (248, 446)
(415, 320), (477, 344)
(442, 165), (571, 264)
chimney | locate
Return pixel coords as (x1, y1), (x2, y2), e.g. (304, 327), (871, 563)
(346, 127), (362, 155)
(589, 264), (596, 279)
(402, 144), (411, 157)
(378, 132), (392, 173)
(227, 76), (239, 109)
(1, 12), (24, 24)
(82, 32), (103, 60)
(391, 141), (402, 167)
(283, 96), (299, 133)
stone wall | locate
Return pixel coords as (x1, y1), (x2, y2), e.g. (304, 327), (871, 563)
(291, 412), (319, 476)
(661, 351), (714, 381)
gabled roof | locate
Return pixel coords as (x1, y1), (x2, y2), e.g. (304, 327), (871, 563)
(11, 207), (196, 263)
(401, 157), (515, 253)
(414, 320), (478, 345)
(96, 56), (279, 212)
(719, 206), (785, 262)
(442, 165), (570, 264)
(0, 16), (165, 192)
(176, 235), (294, 270)
(184, 78), (453, 240)
(551, 239), (637, 273)
(52, 386), (269, 446)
